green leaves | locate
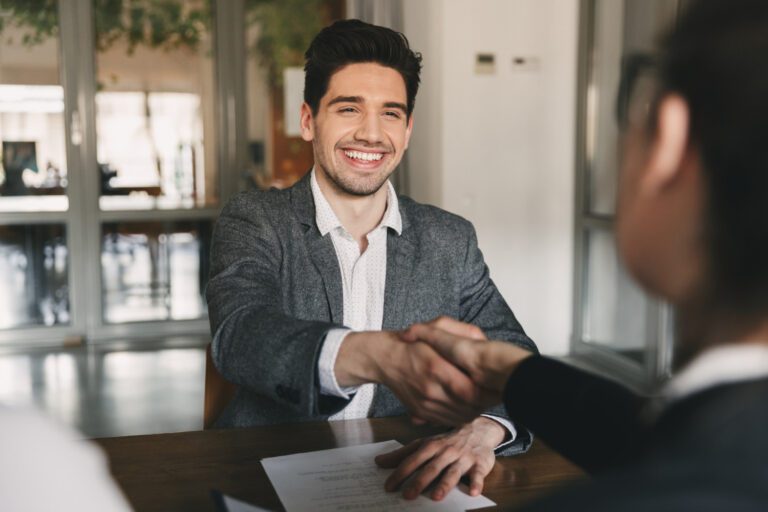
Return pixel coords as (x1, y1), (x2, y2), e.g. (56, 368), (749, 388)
(0, 0), (339, 87)
(94, 0), (211, 54)
(245, 0), (328, 86)
(0, 0), (59, 46)
(0, 0), (212, 53)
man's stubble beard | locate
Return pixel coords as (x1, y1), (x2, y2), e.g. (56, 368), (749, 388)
(313, 136), (398, 197)
(320, 161), (394, 197)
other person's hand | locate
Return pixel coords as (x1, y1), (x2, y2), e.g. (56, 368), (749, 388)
(335, 331), (494, 426)
(375, 416), (504, 500)
(403, 317), (534, 394)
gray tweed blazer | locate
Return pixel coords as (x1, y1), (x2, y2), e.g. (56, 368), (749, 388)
(206, 173), (537, 455)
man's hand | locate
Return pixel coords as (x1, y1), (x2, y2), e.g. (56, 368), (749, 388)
(403, 317), (534, 394)
(335, 331), (494, 425)
(375, 417), (505, 500)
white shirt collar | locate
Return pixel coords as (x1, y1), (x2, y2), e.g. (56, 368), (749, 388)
(663, 342), (768, 402)
(310, 168), (402, 237)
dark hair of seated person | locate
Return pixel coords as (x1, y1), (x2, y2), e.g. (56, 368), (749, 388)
(303, 19), (423, 118)
(655, 0), (768, 359)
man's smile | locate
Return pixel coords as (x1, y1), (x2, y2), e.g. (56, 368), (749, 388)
(338, 147), (390, 170)
(343, 149), (384, 162)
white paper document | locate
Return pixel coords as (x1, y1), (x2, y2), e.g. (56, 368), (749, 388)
(261, 440), (496, 512)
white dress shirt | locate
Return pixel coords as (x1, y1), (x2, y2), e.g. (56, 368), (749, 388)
(312, 169), (399, 420)
(311, 170), (516, 447)
(663, 342), (768, 402)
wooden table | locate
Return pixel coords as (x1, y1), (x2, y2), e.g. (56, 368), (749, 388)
(96, 417), (585, 511)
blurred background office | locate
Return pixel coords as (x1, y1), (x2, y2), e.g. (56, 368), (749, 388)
(0, 0), (685, 438)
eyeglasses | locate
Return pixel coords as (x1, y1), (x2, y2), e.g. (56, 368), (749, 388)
(615, 53), (659, 130)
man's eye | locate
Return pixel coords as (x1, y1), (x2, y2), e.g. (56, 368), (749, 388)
(384, 111), (402, 119)
(339, 107), (357, 114)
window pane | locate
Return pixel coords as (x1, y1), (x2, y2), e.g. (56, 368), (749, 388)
(586, 0), (678, 216)
(0, 224), (69, 329)
(93, 1), (217, 210)
(243, 0), (344, 189)
(0, 3), (68, 212)
(582, 229), (647, 364)
(101, 221), (211, 324)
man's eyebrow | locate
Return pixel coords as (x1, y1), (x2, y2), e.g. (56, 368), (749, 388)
(326, 96), (408, 113)
(327, 95), (363, 107)
(383, 101), (407, 113)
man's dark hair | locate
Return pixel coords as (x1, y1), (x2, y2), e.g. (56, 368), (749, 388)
(657, 0), (768, 316)
(303, 19), (422, 118)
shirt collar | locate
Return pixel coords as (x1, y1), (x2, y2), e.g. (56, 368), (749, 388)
(663, 342), (768, 402)
(310, 168), (402, 237)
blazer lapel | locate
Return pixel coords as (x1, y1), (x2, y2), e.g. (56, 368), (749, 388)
(306, 234), (344, 325)
(372, 226), (416, 415)
(291, 173), (344, 325)
(382, 207), (416, 330)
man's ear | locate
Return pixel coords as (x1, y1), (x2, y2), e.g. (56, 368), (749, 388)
(403, 114), (414, 150)
(643, 94), (690, 193)
(300, 102), (315, 142)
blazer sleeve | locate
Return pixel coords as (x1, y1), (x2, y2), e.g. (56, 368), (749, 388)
(206, 193), (348, 417)
(457, 222), (538, 456)
(504, 356), (646, 473)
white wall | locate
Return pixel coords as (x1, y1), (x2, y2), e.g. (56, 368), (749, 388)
(404, 0), (579, 355)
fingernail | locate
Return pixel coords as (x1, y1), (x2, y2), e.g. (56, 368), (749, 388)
(432, 490), (444, 501)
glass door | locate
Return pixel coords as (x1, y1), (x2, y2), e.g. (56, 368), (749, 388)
(0, 0), (222, 346)
(88, 0), (217, 340)
(0, 1), (78, 345)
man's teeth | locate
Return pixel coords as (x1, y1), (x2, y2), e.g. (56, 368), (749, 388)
(344, 150), (383, 162)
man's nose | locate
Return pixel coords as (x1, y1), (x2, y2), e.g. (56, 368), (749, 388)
(354, 112), (384, 144)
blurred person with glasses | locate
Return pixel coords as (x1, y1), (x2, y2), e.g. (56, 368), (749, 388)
(383, 0), (768, 509)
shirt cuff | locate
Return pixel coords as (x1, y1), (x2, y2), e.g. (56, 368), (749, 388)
(318, 328), (361, 399)
(481, 414), (518, 452)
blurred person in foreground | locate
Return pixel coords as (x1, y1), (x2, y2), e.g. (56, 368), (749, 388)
(0, 406), (131, 511)
(377, 0), (768, 509)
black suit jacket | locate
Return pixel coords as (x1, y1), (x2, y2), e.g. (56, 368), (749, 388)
(505, 357), (768, 511)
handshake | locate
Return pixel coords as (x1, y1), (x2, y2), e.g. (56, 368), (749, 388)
(334, 316), (535, 500)
(336, 316), (534, 427)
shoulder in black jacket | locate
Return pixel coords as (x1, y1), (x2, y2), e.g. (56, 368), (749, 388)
(506, 356), (768, 511)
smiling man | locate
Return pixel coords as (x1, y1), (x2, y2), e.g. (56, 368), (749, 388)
(206, 19), (536, 498)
